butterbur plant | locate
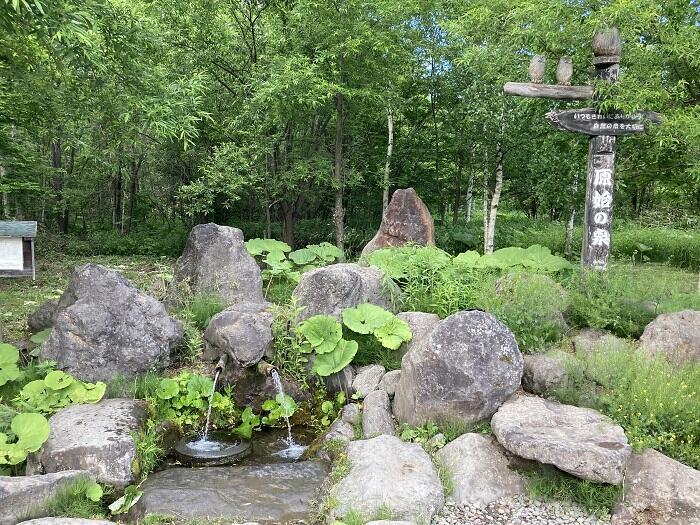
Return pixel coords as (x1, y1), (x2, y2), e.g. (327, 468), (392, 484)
(0, 412), (50, 465)
(0, 343), (21, 386)
(261, 393), (297, 426)
(15, 370), (106, 415)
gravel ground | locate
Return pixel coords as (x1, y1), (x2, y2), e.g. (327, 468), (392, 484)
(433, 496), (610, 525)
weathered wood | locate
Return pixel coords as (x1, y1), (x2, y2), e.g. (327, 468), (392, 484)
(546, 108), (661, 136)
(503, 82), (593, 100)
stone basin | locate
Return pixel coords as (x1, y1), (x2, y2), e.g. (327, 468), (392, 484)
(128, 460), (329, 523)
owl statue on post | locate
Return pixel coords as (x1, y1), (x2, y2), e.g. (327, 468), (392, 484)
(556, 56), (573, 85)
(528, 55), (546, 83)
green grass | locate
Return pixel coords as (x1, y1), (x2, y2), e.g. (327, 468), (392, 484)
(521, 465), (621, 519)
(105, 371), (163, 400)
(40, 478), (108, 519)
(187, 294), (226, 329)
(555, 345), (700, 470)
(132, 420), (166, 480)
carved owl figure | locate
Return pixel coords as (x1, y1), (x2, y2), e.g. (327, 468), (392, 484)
(556, 56), (573, 85)
(528, 55), (546, 83)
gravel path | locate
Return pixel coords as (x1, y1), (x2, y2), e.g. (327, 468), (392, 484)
(433, 496), (610, 525)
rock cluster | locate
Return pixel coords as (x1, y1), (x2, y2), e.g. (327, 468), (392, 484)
(639, 309), (700, 364)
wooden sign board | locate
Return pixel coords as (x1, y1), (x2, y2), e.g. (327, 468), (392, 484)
(546, 108), (661, 136)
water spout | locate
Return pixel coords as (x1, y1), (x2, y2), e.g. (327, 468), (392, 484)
(215, 353), (228, 373)
(257, 360), (277, 377)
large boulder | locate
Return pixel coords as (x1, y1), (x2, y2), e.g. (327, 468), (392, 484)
(130, 461), (328, 523)
(394, 310), (523, 426)
(292, 263), (400, 321)
(361, 188), (435, 258)
(26, 399), (147, 489)
(170, 223), (264, 306)
(396, 312), (439, 359)
(522, 353), (568, 396)
(378, 369), (401, 397)
(433, 433), (526, 506)
(0, 471), (92, 525)
(27, 300), (58, 332)
(203, 301), (273, 366)
(330, 435), (444, 523)
(491, 394), (632, 484)
(639, 310), (700, 365)
(39, 264), (182, 382)
(362, 389), (396, 437)
(611, 449), (700, 525)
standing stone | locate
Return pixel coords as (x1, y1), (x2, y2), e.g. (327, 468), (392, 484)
(361, 188), (435, 258)
(352, 365), (386, 398)
(639, 310), (700, 365)
(362, 389), (396, 437)
(203, 302), (273, 366)
(394, 310), (523, 426)
(330, 435), (444, 523)
(170, 223), (264, 306)
(491, 394), (631, 484)
(378, 369), (401, 397)
(611, 449), (700, 525)
(325, 365), (355, 395)
(396, 312), (439, 360)
(292, 263), (400, 321)
(434, 433), (526, 506)
(0, 471), (92, 525)
(27, 300), (59, 332)
(40, 264), (182, 382)
(522, 353), (568, 396)
(26, 399), (147, 489)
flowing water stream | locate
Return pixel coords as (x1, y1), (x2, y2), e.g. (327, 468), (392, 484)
(270, 369), (307, 460)
(185, 368), (222, 453)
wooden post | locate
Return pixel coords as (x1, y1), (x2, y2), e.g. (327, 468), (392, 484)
(581, 28), (621, 270)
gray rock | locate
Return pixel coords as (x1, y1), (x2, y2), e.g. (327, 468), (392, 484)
(522, 353), (568, 396)
(170, 223), (264, 306)
(639, 310), (700, 365)
(26, 399), (147, 489)
(340, 404), (361, 425)
(203, 301), (273, 366)
(365, 522), (415, 525)
(129, 461), (329, 523)
(379, 369), (401, 397)
(572, 328), (629, 355)
(319, 419), (356, 460)
(293, 263), (400, 321)
(434, 433), (526, 506)
(361, 188), (435, 258)
(21, 518), (114, 525)
(611, 449), (700, 525)
(362, 389), (396, 437)
(27, 300), (58, 332)
(0, 471), (92, 525)
(396, 312), (439, 360)
(326, 365), (355, 395)
(491, 394), (632, 484)
(39, 264), (182, 382)
(352, 365), (386, 398)
(394, 310), (523, 426)
(330, 435), (444, 523)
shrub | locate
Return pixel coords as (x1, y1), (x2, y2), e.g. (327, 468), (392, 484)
(188, 294), (226, 330)
(555, 346), (700, 470)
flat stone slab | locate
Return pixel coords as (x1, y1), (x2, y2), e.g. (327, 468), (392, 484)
(26, 399), (147, 489)
(491, 394), (631, 484)
(130, 461), (329, 523)
(0, 471), (91, 525)
(17, 520), (113, 525)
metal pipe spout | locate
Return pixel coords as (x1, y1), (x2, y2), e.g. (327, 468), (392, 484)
(257, 360), (278, 377)
(215, 353), (228, 373)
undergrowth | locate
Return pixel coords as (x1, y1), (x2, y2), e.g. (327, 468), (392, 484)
(41, 478), (109, 519)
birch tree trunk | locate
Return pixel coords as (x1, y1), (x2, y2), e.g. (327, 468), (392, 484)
(485, 142), (503, 254)
(482, 151), (489, 253)
(0, 163), (8, 219)
(382, 108), (394, 213)
(564, 173), (579, 258)
(465, 145), (474, 223)
(333, 89), (346, 260)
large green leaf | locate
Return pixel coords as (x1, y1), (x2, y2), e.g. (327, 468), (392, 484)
(12, 412), (50, 452)
(0, 343), (20, 386)
(373, 317), (412, 350)
(157, 378), (179, 399)
(453, 250), (481, 269)
(307, 242), (343, 263)
(288, 248), (317, 265)
(44, 370), (74, 390)
(245, 238), (291, 256)
(342, 303), (394, 335)
(312, 339), (358, 377)
(297, 315), (343, 354)
(29, 329), (52, 345)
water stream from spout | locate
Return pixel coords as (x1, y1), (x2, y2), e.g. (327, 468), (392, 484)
(202, 368), (221, 442)
(270, 369), (306, 459)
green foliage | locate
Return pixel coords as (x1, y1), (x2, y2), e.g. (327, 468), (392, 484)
(108, 484), (143, 515)
(42, 478), (107, 519)
(400, 422), (441, 446)
(658, 293), (700, 313)
(521, 465), (621, 520)
(188, 294), (226, 330)
(298, 315), (344, 354)
(104, 372), (162, 400)
(555, 346), (700, 470)
(152, 372), (237, 430)
(15, 372), (106, 415)
(261, 393), (297, 426)
(460, 245), (574, 273)
(0, 343), (21, 386)
(269, 301), (310, 387)
(0, 412), (50, 465)
(131, 420), (165, 480)
(234, 407), (261, 439)
(312, 339), (359, 377)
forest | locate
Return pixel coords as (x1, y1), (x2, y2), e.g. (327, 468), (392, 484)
(1, 0), (699, 260)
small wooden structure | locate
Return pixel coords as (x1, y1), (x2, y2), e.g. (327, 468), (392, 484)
(0, 221), (37, 279)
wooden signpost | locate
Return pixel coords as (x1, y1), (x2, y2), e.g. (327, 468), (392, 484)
(503, 28), (660, 270)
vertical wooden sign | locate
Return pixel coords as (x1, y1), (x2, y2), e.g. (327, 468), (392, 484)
(581, 28), (621, 270)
